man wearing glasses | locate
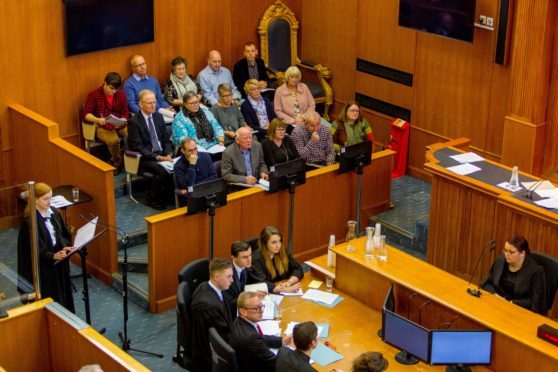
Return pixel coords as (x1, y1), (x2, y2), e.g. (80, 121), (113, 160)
(230, 291), (292, 371)
(123, 54), (173, 113)
(173, 137), (217, 206)
(82, 72), (129, 169)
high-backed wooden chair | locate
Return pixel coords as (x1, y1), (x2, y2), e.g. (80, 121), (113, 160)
(258, 0), (333, 119)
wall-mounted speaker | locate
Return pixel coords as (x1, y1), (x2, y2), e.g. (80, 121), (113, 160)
(495, 0), (513, 65)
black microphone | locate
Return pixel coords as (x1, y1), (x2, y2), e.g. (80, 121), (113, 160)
(467, 240), (496, 297)
(407, 292), (418, 320)
(437, 314), (461, 329)
(524, 180), (545, 200)
(417, 300), (431, 325)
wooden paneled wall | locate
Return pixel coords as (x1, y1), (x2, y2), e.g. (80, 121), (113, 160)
(0, 0), (300, 188)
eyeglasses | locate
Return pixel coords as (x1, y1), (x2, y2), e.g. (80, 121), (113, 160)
(503, 248), (519, 255)
(132, 62), (147, 68)
(276, 127), (287, 132)
(348, 109), (360, 113)
(243, 305), (265, 312)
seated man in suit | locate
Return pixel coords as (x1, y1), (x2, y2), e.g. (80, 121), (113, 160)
(233, 42), (270, 99)
(123, 55), (173, 114)
(276, 321), (319, 372)
(127, 89), (174, 210)
(223, 241), (253, 318)
(221, 126), (269, 185)
(191, 258), (234, 371)
(173, 137), (218, 206)
(82, 72), (129, 170)
(230, 292), (292, 371)
(291, 111), (336, 166)
(198, 50), (242, 106)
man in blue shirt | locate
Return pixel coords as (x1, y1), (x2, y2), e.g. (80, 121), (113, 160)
(123, 55), (173, 114)
(197, 50), (241, 106)
(173, 137), (218, 206)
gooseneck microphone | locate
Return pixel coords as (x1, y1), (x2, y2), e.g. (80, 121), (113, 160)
(437, 314), (461, 329)
(467, 240), (496, 297)
(417, 300), (431, 325)
(407, 292), (418, 320)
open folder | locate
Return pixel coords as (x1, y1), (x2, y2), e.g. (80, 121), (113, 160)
(55, 217), (99, 264)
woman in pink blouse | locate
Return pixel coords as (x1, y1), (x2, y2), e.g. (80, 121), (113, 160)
(274, 66), (315, 131)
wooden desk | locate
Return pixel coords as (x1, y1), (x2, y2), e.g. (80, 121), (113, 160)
(280, 275), (459, 371)
(331, 238), (558, 371)
(424, 138), (558, 316)
(146, 150), (394, 313)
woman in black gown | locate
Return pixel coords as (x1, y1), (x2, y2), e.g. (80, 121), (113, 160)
(17, 182), (75, 312)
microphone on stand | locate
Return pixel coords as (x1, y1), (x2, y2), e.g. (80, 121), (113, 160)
(523, 169), (558, 200)
(417, 300), (431, 325)
(467, 240), (496, 297)
(407, 292), (418, 320)
(437, 314), (461, 329)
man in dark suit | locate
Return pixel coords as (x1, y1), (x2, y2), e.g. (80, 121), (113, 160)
(221, 126), (269, 185)
(223, 241), (252, 318)
(276, 322), (319, 371)
(127, 89), (174, 210)
(233, 42), (270, 99)
(230, 291), (292, 371)
(190, 258), (234, 371)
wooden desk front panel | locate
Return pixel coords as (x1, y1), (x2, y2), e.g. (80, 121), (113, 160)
(147, 150), (394, 313)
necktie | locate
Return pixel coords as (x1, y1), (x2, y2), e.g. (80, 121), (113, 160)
(147, 116), (162, 153)
(256, 323), (264, 336)
(239, 269), (246, 289)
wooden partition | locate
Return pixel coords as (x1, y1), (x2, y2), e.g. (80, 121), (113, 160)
(146, 149), (394, 313)
(425, 138), (558, 317)
(9, 104), (117, 283)
(0, 299), (147, 371)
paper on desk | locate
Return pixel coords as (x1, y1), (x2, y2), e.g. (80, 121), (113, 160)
(51, 195), (73, 208)
(261, 299), (275, 320)
(269, 294), (284, 305)
(310, 296), (345, 309)
(310, 342), (344, 366)
(446, 163), (481, 175)
(245, 282), (268, 294)
(280, 288), (303, 296)
(497, 182), (523, 192)
(308, 280), (323, 289)
(535, 198), (558, 209)
(450, 152), (485, 163)
(536, 188), (558, 199)
(284, 322), (325, 338)
(302, 289), (339, 305)
(522, 180), (555, 191)
(197, 144), (226, 154)
(257, 320), (281, 336)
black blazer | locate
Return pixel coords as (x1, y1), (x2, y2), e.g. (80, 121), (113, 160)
(240, 97), (276, 133)
(190, 282), (232, 371)
(127, 111), (173, 161)
(275, 347), (317, 372)
(482, 255), (547, 314)
(233, 57), (269, 98)
(248, 248), (304, 293)
(261, 135), (300, 167)
(230, 317), (282, 372)
(17, 208), (74, 312)
(223, 266), (247, 319)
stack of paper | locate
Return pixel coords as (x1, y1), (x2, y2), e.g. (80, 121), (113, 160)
(446, 163), (481, 175)
(284, 322), (327, 338)
(280, 288), (303, 296)
(158, 157), (180, 173)
(450, 152), (485, 163)
(51, 195), (73, 208)
(257, 320), (281, 336)
(301, 289), (339, 305)
(261, 298), (275, 320)
(105, 114), (127, 128)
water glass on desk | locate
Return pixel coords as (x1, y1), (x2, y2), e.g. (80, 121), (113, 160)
(326, 277), (334, 292)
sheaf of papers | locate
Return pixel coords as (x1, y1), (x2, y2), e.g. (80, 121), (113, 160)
(450, 152), (485, 163)
(104, 114), (127, 127)
(72, 217), (98, 250)
(158, 157), (180, 173)
(281, 288), (303, 296)
(301, 289), (339, 305)
(257, 320), (281, 336)
(535, 198), (558, 209)
(446, 163), (481, 176)
(158, 107), (175, 119)
(269, 294), (284, 305)
(245, 282), (268, 294)
(261, 299), (275, 320)
(51, 195), (73, 208)
(197, 144), (226, 154)
(284, 322), (325, 337)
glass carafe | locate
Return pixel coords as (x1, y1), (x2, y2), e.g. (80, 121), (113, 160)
(345, 220), (357, 253)
(365, 226), (375, 258)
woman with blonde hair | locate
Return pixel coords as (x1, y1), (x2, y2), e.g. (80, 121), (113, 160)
(274, 66), (315, 131)
(17, 182), (75, 312)
(248, 225), (304, 293)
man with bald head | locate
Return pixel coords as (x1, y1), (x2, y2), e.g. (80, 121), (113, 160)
(123, 54), (172, 113)
(221, 126), (268, 185)
(291, 111), (336, 166)
(198, 50), (241, 106)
